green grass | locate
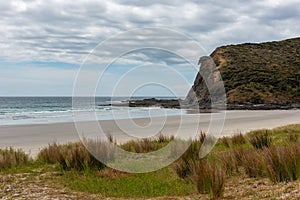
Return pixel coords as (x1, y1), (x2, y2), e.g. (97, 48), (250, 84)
(62, 167), (194, 197)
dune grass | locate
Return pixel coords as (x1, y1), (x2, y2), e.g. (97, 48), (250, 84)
(0, 148), (30, 169)
(1, 124), (300, 199)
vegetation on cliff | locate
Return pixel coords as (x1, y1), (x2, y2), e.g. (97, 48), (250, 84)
(210, 37), (300, 105)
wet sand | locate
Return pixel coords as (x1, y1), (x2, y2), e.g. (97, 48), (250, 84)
(0, 110), (299, 157)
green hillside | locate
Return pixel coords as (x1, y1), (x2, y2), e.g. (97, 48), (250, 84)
(210, 37), (300, 105)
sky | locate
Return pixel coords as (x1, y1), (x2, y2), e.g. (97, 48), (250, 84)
(0, 0), (299, 96)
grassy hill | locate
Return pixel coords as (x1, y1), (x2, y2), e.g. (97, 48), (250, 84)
(210, 37), (300, 107)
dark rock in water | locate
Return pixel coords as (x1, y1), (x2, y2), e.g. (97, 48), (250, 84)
(128, 98), (182, 109)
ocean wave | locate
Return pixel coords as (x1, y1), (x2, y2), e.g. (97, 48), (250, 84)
(12, 115), (35, 120)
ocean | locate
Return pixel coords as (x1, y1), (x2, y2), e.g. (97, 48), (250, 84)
(0, 97), (184, 126)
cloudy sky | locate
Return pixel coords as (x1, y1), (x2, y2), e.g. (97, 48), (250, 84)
(0, 0), (299, 96)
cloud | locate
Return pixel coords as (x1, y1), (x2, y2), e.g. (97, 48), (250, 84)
(0, 64), (77, 96)
(0, 0), (299, 95)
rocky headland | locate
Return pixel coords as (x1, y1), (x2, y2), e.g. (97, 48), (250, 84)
(127, 38), (300, 110)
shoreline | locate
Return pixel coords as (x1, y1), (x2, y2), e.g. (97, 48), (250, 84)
(0, 110), (299, 157)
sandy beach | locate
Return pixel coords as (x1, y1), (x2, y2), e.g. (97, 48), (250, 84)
(0, 110), (299, 157)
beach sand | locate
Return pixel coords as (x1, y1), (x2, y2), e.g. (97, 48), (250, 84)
(0, 110), (299, 157)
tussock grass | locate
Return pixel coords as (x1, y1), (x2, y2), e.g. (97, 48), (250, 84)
(191, 159), (225, 199)
(248, 130), (272, 149)
(173, 134), (204, 179)
(241, 149), (265, 178)
(231, 133), (247, 146)
(263, 144), (300, 182)
(174, 159), (191, 179)
(0, 148), (29, 169)
(219, 151), (238, 176)
(289, 133), (299, 143)
(220, 136), (231, 148)
(38, 140), (114, 171)
(192, 159), (211, 194)
(209, 164), (225, 200)
(120, 134), (173, 153)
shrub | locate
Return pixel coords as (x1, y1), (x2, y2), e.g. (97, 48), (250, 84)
(0, 148), (29, 169)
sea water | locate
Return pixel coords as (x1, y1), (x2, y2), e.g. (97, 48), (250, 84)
(0, 97), (185, 126)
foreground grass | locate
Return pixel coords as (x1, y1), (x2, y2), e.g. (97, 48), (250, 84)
(1, 124), (300, 199)
(62, 167), (194, 197)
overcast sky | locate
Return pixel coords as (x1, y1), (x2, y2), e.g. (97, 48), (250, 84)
(0, 0), (299, 96)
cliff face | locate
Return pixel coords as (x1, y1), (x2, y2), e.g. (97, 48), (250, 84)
(185, 56), (226, 109)
(187, 37), (300, 109)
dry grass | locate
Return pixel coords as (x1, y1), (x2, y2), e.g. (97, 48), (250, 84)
(120, 134), (173, 153)
(231, 133), (247, 146)
(191, 159), (225, 199)
(37, 140), (114, 171)
(289, 133), (299, 143)
(219, 151), (238, 176)
(220, 137), (231, 148)
(263, 144), (300, 182)
(0, 148), (29, 169)
(192, 159), (211, 194)
(248, 130), (272, 149)
(241, 149), (265, 178)
(209, 164), (225, 200)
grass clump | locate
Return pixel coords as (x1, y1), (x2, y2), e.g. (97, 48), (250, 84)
(263, 144), (300, 182)
(209, 164), (225, 200)
(38, 140), (113, 171)
(248, 130), (272, 149)
(220, 136), (231, 148)
(192, 159), (211, 194)
(0, 148), (29, 169)
(120, 134), (173, 153)
(241, 149), (265, 178)
(289, 133), (299, 143)
(231, 133), (247, 146)
(173, 136), (204, 179)
(191, 159), (225, 199)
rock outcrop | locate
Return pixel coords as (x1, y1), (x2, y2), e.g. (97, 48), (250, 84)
(186, 37), (300, 109)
